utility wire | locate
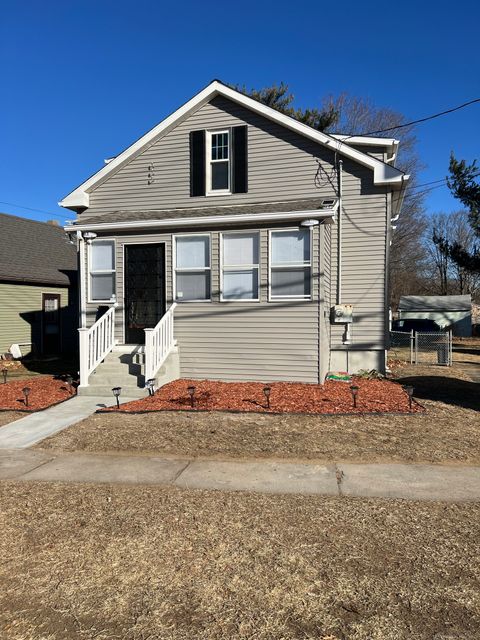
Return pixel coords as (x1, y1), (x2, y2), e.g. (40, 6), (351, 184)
(407, 169), (480, 193)
(0, 200), (75, 220)
(342, 97), (480, 140)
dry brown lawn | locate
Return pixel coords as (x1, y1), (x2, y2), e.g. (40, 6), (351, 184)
(1, 481), (479, 640)
(39, 363), (480, 464)
(0, 411), (23, 428)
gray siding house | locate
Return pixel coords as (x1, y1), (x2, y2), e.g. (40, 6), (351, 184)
(61, 81), (408, 396)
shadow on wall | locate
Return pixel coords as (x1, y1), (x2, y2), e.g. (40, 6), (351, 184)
(394, 373), (480, 412)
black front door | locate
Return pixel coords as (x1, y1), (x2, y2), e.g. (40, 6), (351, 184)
(124, 243), (165, 344)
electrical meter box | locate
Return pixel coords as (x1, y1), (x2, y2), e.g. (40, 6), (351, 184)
(331, 304), (353, 324)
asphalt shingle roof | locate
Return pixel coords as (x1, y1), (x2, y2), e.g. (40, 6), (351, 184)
(77, 197), (328, 225)
(0, 213), (77, 286)
(399, 295), (472, 312)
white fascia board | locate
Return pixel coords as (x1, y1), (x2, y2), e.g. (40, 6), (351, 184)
(331, 134), (399, 147)
(64, 209), (335, 233)
(59, 81), (407, 209)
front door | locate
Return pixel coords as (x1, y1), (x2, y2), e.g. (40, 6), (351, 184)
(42, 293), (61, 354)
(124, 243), (165, 344)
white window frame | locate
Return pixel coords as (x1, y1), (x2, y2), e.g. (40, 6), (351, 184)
(206, 129), (231, 196)
(173, 233), (212, 303)
(88, 238), (116, 303)
(220, 231), (260, 302)
(268, 227), (312, 301)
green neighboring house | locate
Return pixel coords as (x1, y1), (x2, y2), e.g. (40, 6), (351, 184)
(0, 213), (77, 357)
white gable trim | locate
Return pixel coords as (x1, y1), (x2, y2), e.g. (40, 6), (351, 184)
(59, 80), (408, 210)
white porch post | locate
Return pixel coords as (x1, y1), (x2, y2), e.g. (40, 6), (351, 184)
(144, 328), (154, 381)
(78, 328), (89, 387)
(77, 231), (87, 329)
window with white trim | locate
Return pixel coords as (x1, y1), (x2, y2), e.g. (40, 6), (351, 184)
(175, 235), (211, 301)
(221, 232), (259, 301)
(89, 240), (116, 302)
(207, 130), (230, 194)
(270, 229), (311, 299)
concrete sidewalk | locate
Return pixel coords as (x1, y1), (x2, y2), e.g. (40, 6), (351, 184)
(1, 448), (479, 502)
(0, 396), (136, 449)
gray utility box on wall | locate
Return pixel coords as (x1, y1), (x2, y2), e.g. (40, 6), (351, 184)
(331, 304), (354, 324)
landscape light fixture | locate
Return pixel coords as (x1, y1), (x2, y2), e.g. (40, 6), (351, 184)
(403, 385), (414, 410)
(145, 378), (156, 396)
(263, 386), (272, 409)
(22, 386), (31, 407)
(2, 368), (7, 384)
(350, 385), (359, 409)
(112, 386), (122, 409)
(187, 385), (196, 408)
(66, 375), (74, 395)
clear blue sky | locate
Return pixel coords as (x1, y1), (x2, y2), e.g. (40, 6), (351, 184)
(1, 0), (479, 224)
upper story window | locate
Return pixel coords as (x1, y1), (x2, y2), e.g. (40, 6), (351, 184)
(221, 232), (260, 301)
(89, 240), (116, 302)
(269, 229), (311, 300)
(207, 130), (230, 194)
(174, 235), (211, 301)
(190, 126), (247, 197)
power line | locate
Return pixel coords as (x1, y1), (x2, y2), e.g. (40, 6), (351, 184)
(407, 169), (480, 193)
(342, 97), (480, 139)
(0, 200), (75, 220)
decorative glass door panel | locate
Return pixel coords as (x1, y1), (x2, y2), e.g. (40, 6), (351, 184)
(124, 244), (165, 344)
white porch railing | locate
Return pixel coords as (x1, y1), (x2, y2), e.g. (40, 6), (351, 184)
(78, 307), (115, 386)
(144, 303), (177, 382)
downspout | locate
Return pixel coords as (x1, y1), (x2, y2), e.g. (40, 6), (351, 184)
(77, 230), (86, 329)
(336, 160), (343, 305)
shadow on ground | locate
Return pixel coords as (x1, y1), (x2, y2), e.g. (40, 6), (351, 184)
(394, 373), (480, 411)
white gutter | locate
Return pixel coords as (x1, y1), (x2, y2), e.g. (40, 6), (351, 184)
(65, 208), (336, 233)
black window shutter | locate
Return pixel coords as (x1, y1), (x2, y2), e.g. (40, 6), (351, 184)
(190, 129), (206, 197)
(232, 125), (248, 193)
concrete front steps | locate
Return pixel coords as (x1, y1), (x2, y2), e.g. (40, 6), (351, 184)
(78, 344), (180, 398)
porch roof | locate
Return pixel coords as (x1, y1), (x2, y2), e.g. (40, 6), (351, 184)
(75, 197), (332, 226)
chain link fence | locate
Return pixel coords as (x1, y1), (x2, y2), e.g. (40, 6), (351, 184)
(389, 330), (452, 366)
(415, 331), (452, 366)
(389, 330), (414, 364)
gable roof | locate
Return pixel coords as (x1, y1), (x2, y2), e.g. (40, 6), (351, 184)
(399, 295), (472, 312)
(0, 213), (77, 286)
(59, 80), (408, 211)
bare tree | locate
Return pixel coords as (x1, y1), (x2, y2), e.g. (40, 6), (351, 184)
(429, 211), (480, 297)
(321, 94), (429, 308)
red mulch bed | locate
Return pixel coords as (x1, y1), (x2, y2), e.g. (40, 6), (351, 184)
(0, 376), (73, 412)
(103, 378), (424, 415)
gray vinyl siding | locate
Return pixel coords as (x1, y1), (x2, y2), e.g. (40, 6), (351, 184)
(78, 94), (392, 377)
(85, 224), (320, 383)
(85, 96), (345, 215)
(0, 282), (75, 354)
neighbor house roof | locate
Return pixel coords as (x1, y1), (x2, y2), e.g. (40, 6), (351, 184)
(399, 295), (472, 312)
(59, 80), (408, 211)
(0, 213), (77, 286)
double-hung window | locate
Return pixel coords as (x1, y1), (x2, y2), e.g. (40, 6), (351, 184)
(269, 229), (311, 299)
(89, 240), (116, 302)
(174, 235), (211, 301)
(221, 232), (259, 301)
(207, 130), (230, 194)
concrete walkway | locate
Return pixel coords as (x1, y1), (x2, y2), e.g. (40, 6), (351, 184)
(1, 448), (479, 502)
(0, 396), (136, 449)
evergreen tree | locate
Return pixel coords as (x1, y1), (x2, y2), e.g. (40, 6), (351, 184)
(233, 82), (340, 131)
(433, 154), (480, 274)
